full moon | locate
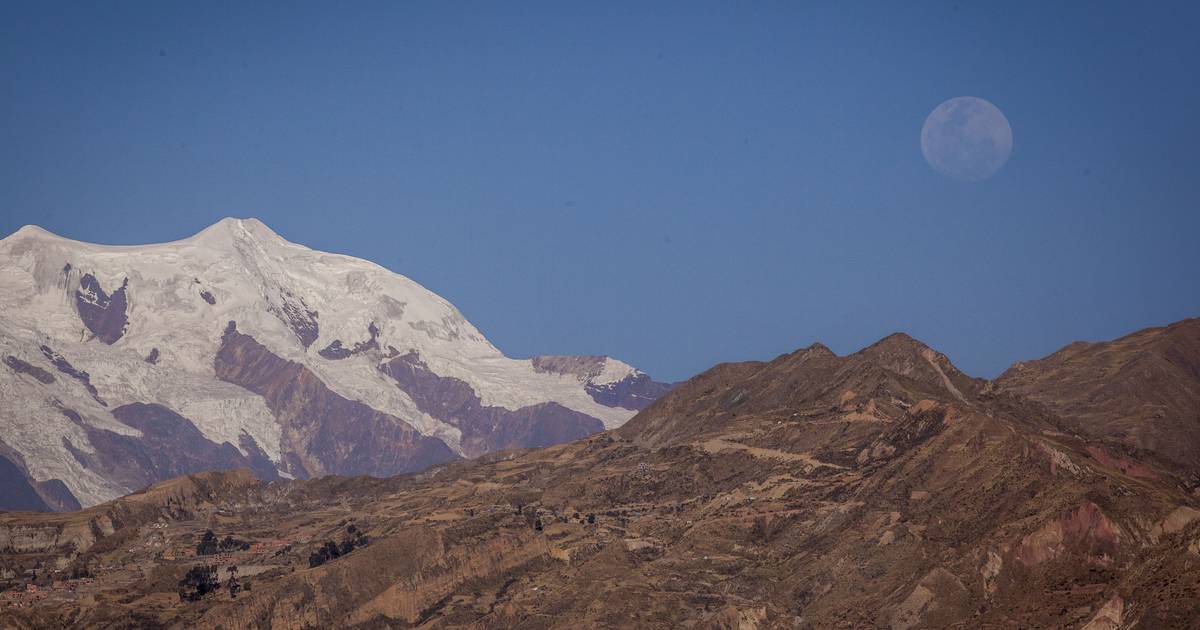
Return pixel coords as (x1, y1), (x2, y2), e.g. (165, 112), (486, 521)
(921, 96), (1012, 182)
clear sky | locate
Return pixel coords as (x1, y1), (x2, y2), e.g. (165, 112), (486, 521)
(2, 2), (1198, 382)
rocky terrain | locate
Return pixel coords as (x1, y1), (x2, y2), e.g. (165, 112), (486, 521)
(0, 219), (670, 510)
(1, 320), (1198, 628)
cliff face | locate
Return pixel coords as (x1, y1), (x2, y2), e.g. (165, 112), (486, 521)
(214, 322), (459, 478)
(0, 521), (106, 555)
(380, 351), (604, 458)
(0, 469), (259, 556)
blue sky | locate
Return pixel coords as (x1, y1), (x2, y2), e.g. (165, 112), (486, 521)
(2, 2), (1198, 381)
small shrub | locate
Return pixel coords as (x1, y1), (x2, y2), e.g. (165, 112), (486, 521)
(308, 528), (370, 568)
(196, 530), (218, 556)
(227, 565), (242, 599)
(220, 535), (251, 552)
(178, 565), (218, 602)
(197, 529), (250, 555)
(751, 516), (769, 542)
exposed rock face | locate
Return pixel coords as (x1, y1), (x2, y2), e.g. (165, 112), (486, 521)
(890, 568), (970, 630)
(0, 518), (102, 554)
(272, 292), (319, 348)
(318, 322), (380, 360)
(997, 318), (1200, 472)
(3, 355), (54, 384)
(112, 403), (279, 483)
(5, 324), (1198, 628)
(0, 469), (259, 555)
(0, 455), (51, 512)
(0, 441), (82, 513)
(1082, 595), (1125, 630)
(32, 479), (80, 513)
(216, 322), (458, 477)
(39, 345), (105, 406)
(74, 274), (128, 345)
(1013, 501), (1122, 567)
(56, 402), (279, 498)
(380, 351), (603, 457)
(529, 354), (607, 380)
(585, 371), (673, 410)
(532, 354), (674, 410)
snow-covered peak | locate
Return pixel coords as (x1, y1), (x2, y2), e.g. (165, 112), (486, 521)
(7, 224), (58, 240)
(0, 218), (655, 507)
(184, 217), (302, 253)
(0, 217), (526, 377)
(0, 224), (80, 253)
(203, 216), (273, 234)
(591, 357), (641, 386)
(1, 217), (290, 255)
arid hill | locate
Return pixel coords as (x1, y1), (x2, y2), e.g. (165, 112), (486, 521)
(2, 322), (1199, 628)
(997, 318), (1200, 478)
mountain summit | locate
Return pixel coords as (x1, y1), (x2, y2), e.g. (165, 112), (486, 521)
(620, 329), (982, 448)
(0, 219), (671, 509)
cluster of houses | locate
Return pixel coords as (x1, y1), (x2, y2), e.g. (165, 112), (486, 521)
(1, 527), (310, 609)
(0, 576), (97, 608)
(249, 539), (290, 554)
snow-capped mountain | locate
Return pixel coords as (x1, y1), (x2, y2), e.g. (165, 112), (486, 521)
(0, 218), (671, 510)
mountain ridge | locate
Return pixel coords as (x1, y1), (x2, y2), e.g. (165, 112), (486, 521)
(996, 317), (1200, 476)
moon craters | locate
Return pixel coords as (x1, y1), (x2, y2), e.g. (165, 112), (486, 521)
(921, 96), (1013, 182)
